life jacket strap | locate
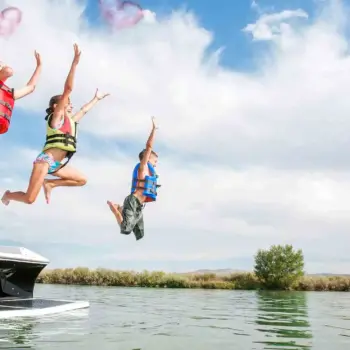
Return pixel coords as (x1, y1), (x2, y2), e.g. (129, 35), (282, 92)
(45, 133), (77, 147)
(0, 112), (11, 122)
(134, 186), (157, 194)
(0, 100), (12, 112)
(136, 179), (161, 187)
(134, 182), (158, 194)
(49, 151), (75, 174)
(0, 85), (12, 94)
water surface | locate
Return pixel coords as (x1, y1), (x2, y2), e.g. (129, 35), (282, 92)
(0, 285), (349, 349)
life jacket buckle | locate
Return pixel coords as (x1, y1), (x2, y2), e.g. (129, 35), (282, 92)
(64, 133), (69, 146)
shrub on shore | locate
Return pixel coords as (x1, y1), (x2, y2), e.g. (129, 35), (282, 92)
(36, 268), (350, 291)
(254, 244), (305, 290)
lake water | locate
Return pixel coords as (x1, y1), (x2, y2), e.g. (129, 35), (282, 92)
(0, 284), (349, 349)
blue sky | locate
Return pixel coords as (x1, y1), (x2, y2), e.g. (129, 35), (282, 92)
(1, 0), (350, 274)
(0, 0), (318, 163)
(84, 0), (318, 70)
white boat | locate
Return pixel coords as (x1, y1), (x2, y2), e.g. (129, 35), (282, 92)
(0, 245), (89, 319)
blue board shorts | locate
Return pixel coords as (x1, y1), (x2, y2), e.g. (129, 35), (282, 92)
(34, 152), (61, 174)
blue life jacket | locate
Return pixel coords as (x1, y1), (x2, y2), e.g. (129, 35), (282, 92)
(131, 162), (160, 202)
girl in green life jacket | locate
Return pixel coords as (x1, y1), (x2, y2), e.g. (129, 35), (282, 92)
(1, 44), (109, 206)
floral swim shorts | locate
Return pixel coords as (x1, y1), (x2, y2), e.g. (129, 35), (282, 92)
(33, 152), (61, 174)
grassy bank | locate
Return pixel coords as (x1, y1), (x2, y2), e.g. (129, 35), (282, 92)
(36, 268), (350, 291)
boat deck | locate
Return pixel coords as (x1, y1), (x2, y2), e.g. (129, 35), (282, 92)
(0, 298), (89, 318)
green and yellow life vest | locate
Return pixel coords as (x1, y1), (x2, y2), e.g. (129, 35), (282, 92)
(42, 114), (78, 155)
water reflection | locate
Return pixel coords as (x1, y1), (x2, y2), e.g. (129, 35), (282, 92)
(254, 291), (313, 349)
(0, 319), (36, 348)
(0, 309), (89, 348)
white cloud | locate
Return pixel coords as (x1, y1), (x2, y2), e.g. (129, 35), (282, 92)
(243, 9), (308, 41)
(0, 0), (349, 272)
(142, 9), (157, 24)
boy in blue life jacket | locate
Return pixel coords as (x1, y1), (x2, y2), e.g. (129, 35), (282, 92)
(107, 116), (160, 240)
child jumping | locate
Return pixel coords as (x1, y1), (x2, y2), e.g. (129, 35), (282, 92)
(1, 44), (109, 205)
(0, 51), (42, 134)
(107, 117), (160, 241)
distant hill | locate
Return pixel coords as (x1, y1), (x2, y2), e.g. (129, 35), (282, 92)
(308, 273), (350, 277)
(184, 269), (350, 277)
(185, 269), (249, 275)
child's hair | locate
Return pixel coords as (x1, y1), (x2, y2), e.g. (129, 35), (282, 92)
(45, 95), (62, 120)
(139, 149), (158, 161)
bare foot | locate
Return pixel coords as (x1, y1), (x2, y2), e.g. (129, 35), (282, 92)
(1, 190), (10, 206)
(107, 200), (123, 225)
(107, 200), (121, 214)
(43, 180), (53, 204)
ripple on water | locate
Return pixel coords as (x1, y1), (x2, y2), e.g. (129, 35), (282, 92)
(252, 291), (313, 349)
(0, 285), (349, 349)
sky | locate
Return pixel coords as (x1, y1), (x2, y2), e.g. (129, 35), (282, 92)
(0, 0), (350, 274)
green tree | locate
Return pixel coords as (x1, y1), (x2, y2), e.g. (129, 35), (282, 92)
(254, 244), (305, 290)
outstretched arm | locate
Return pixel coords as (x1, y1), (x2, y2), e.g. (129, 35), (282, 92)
(72, 88), (110, 122)
(51, 44), (81, 129)
(13, 51), (42, 100)
(139, 117), (158, 172)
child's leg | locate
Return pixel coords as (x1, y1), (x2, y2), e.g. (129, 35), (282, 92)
(132, 213), (144, 241)
(107, 201), (123, 226)
(43, 165), (87, 204)
(107, 195), (140, 235)
(1, 162), (49, 205)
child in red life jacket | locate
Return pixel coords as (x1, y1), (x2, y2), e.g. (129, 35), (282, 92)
(107, 117), (160, 241)
(0, 51), (42, 134)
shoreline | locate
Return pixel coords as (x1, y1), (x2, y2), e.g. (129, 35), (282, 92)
(36, 268), (350, 292)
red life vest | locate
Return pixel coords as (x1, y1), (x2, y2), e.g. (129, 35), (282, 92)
(0, 81), (14, 134)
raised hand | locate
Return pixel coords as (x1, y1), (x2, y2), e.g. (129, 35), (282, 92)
(34, 50), (41, 66)
(73, 43), (81, 64)
(94, 88), (110, 100)
(151, 116), (158, 129)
